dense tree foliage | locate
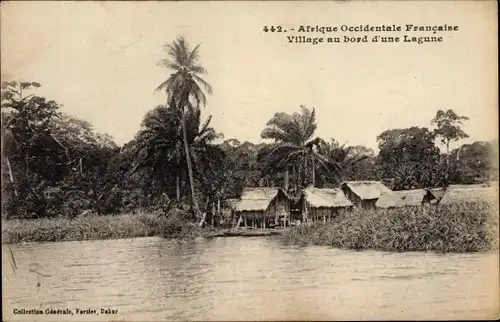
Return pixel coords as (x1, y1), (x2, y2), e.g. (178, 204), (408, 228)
(376, 127), (442, 190)
(1, 82), (121, 218)
(448, 141), (497, 184)
(2, 79), (496, 220)
(1, 41), (496, 220)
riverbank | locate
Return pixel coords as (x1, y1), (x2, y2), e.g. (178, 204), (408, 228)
(282, 201), (499, 253)
(3, 201), (499, 253)
(2, 211), (224, 244)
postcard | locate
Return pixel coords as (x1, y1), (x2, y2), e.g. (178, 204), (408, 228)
(2, 1), (498, 321)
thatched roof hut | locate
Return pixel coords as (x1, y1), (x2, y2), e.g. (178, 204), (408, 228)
(302, 187), (353, 222)
(439, 186), (498, 205)
(375, 189), (434, 209)
(447, 183), (490, 190)
(340, 181), (392, 210)
(231, 187), (291, 228)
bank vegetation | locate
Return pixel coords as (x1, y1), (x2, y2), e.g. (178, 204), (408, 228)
(282, 201), (499, 253)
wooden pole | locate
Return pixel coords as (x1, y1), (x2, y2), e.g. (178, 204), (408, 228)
(311, 155), (315, 187)
(5, 157), (17, 197)
(235, 216), (242, 229)
(284, 169), (289, 191)
(176, 175), (181, 201)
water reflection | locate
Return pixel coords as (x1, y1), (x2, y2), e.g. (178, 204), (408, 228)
(3, 237), (499, 321)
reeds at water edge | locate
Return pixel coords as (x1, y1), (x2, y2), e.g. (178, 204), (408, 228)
(282, 200), (499, 253)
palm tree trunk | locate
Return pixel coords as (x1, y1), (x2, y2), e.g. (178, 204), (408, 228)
(445, 141), (450, 186)
(311, 155), (315, 187)
(303, 152), (308, 187)
(283, 169), (289, 191)
(5, 156), (17, 197)
(180, 107), (200, 217)
(292, 163), (298, 193)
(176, 175), (181, 201)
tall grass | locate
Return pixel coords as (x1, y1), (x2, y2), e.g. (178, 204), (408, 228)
(282, 201), (499, 253)
(2, 210), (218, 244)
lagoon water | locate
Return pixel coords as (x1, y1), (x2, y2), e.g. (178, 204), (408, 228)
(3, 237), (499, 321)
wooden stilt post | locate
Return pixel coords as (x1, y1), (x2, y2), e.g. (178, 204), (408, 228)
(235, 215), (242, 229)
(212, 204), (215, 226)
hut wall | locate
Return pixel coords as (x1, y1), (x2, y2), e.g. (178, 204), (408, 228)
(306, 205), (340, 222)
(266, 200), (275, 227)
(290, 198), (303, 222)
(273, 192), (291, 227)
(238, 210), (265, 228)
(342, 187), (363, 208)
(266, 198), (279, 227)
(362, 199), (377, 211)
(422, 191), (435, 204)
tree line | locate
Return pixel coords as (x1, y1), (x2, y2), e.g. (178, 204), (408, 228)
(1, 37), (497, 220)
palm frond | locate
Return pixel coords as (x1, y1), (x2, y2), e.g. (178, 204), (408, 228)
(157, 59), (182, 71)
(198, 115), (212, 136)
(192, 74), (212, 95)
(154, 79), (172, 94)
(191, 65), (208, 75)
(187, 44), (201, 65)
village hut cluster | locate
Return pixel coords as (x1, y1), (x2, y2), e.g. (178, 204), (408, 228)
(222, 180), (499, 229)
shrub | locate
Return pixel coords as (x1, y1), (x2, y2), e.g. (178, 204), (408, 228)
(1, 208), (203, 244)
(282, 201), (499, 253)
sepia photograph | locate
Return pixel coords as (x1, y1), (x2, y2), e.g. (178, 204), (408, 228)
(1, 1), (499, 321)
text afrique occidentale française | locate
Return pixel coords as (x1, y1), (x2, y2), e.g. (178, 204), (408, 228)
(262, 24), (460, 45)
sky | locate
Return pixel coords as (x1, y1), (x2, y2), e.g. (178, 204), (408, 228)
(1, 1), (498, 151)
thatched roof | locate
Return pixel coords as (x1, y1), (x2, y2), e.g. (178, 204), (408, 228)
(375, 189), (428, 209)
(232, 187), (286, 212)
(241, 187), (282, 199)
(303, 187), (353, 208)
(341, 181), (392, 200)
(488, 181), (499, 188)
(429, 188), (446, 201)
(447, 183), (490, 190)
(439, 186), (498, 205)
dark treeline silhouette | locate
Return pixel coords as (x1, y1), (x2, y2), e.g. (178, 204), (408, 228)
(2, 38), (498, 220)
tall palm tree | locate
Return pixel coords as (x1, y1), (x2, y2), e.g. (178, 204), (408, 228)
(155, 36), (212, 217)
(258, 105), (331, 193)
(131, 105), (224, 216)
